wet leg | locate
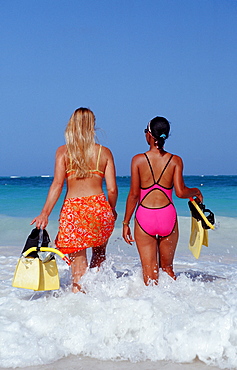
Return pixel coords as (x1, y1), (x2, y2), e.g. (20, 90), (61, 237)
(158, 222), (179, 279)
(134, 220), (158, 285)
(69, 249), (88, 293)
(90, 242), (107, 269)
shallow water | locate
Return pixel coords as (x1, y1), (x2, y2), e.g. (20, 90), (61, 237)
(1, 176), (237, 369)
(1, 215), (237, 369)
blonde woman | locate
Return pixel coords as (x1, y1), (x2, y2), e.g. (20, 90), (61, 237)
(31, 108), (118, 293)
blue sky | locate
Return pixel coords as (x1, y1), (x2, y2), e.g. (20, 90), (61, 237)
(1, 0), (237, 176)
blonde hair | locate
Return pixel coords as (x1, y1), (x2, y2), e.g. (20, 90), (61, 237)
(65, 107), (96, 178)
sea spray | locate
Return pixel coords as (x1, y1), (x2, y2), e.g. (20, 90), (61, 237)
(1, 176), (237, 369)
(1, 249), (237, 368)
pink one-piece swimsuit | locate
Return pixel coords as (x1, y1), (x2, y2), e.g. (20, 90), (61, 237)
(135, 153), (177, 237)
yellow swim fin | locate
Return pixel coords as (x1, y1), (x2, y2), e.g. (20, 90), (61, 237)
(188, 198), (214, 259)
(188, 218), (204, 259)
(37, 257), (60, 291)
(203, 228), (209, 248)
(12, 257), (41, 290)
(12, 255), (60, 291)
(12, 228), (70, 291)
(189, 198), (215, 230)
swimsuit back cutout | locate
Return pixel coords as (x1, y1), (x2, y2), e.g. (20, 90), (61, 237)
(135, 153), (177, 237)
(140, 153), (173, 200)
(66, 145), (105, 178)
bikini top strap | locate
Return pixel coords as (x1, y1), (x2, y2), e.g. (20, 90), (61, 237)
(156, 154), (173, 184)
(96, 145), (102, 171)
(144, 153), (156, 183)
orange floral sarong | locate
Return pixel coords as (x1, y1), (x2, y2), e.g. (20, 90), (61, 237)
(55, 194), (115, 254)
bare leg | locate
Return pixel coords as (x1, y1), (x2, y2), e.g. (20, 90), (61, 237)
(158, 221), (179, 279)
(134, 220), (159, 285)
(90, 242), (107, 269)
(69, 249), (88, 293)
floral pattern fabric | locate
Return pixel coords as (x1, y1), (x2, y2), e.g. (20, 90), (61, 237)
(55, 194), (115, 254)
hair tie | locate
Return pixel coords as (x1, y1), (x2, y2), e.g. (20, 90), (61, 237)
(155, 139), (161, 149)
(160, 134), (166, 139)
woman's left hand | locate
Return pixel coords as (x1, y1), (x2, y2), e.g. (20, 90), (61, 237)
(112, 209), (118, 221)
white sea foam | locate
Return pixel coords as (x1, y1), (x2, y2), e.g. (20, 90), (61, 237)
(0, 215), (237, 369)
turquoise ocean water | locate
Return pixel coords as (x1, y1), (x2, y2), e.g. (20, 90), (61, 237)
(1, 176), (237, 369)
(0, 175), (236, 221)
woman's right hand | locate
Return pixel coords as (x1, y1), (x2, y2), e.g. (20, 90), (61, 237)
(122, 224), (135, 245)
(30, 213), (48, 229)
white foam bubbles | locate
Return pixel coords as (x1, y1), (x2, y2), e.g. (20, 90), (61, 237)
(1, 214), (237, 369)
(1, 253), (237, 369)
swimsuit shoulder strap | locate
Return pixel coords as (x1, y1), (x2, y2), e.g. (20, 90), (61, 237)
(144, 153), (156, 183)
(89, 145), (104, 177)
(95, 145), (102, 171)
(157, 154), (173, 184)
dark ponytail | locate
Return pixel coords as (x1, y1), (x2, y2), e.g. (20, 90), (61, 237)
(149, 116), (170, 149)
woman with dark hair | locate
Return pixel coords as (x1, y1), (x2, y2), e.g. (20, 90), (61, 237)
(122, 116), (202, 285)
(31, 108), (118, 292)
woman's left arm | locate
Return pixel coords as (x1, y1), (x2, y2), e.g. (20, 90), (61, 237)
(30, 146), (66, 229)
(104, 147), (118, 220)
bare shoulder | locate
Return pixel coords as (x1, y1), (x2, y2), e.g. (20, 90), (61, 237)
(171, 154), (183, 167)
(132, 153), (145, 163)
(56, 144), (66, 153)
(132, 153), (146, 167)
(100, 145), (113, 158)
(56, 145), (67, 158)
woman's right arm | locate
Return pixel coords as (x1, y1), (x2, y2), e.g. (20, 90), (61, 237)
(173, 155), (203, 202)
(104, 148), (118, 220)
(30, 146), (66, 229)
(122, 155), (141, 245)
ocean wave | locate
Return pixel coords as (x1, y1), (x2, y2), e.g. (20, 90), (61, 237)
(1, 211), (237, 369)
(1, 256), (237, 369)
